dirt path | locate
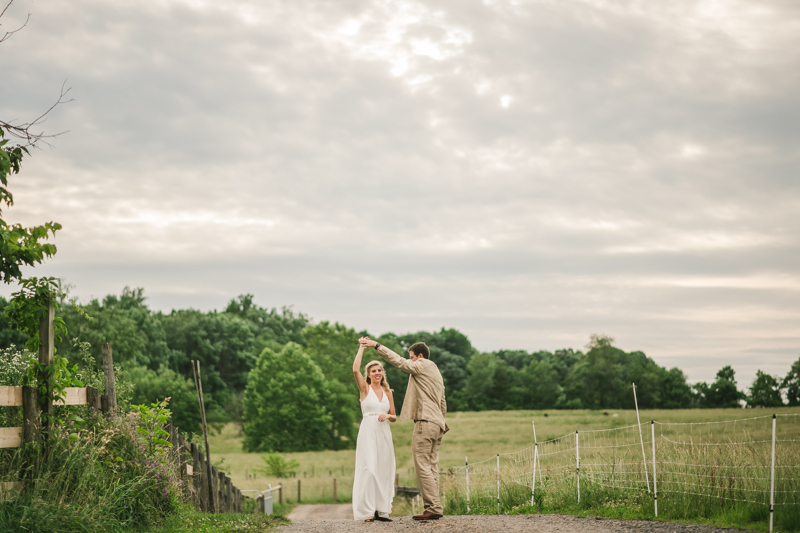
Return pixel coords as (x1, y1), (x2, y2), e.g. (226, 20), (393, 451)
(279, 513), (746, 533)
(287, 505), (354, 520)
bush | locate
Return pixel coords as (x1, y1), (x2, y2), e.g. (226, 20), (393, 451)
(258, 453), (299, 478)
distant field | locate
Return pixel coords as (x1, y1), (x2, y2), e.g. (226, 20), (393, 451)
(209, 407), (800, 505)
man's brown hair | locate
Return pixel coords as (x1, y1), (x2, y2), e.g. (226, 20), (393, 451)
(408, 342), (430, 359)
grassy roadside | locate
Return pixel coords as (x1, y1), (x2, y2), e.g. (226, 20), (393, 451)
(144, 504), (293, 533)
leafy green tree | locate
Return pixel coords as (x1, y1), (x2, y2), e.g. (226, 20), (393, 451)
(243, 343), (354, 452)
(463, 352), (506, 410)
(224, 294), (308, 354)
(782, 356), (800, 406)
(695, 365), (745, 408)
(161, 308), (257, 397)
(57, 287), (174, 369)
(462, 352), (495, 410)
(127, 365), (203, 434)
(515, 359), (560, 409)
(747, 370), (784, 408)
(659, 367), (694, 408)
(563, 335), (626, 409)
(302, 321), (364, 385)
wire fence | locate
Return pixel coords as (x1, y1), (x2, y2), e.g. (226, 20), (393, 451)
(443, 413), (800, 533)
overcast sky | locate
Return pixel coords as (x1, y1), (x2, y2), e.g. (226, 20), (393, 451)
(1, 0), (798, 388)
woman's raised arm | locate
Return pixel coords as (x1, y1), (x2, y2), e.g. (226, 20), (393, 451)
(353, 345), (368, 399)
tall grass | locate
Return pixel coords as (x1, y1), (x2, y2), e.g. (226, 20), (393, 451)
(0, 406), (182, 533)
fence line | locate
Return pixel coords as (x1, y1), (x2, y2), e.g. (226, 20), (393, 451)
(444, 411), (799, 533)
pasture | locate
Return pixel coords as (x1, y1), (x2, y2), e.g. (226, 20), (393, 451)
(209, 406), (800, 511)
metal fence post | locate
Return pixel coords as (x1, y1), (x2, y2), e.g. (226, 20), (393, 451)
(770, 414), (776, 533)
(496, 454), (500, 513)
(465, 456), (470, 513)
(651, 420), (657, 517)
(576, 430), (580, 504)
(531, 443), (538, 507)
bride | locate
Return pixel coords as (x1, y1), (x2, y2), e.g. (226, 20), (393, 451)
(352, 343), (397, 522)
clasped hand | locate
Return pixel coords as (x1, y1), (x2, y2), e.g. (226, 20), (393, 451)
(358, 336), (376, 348)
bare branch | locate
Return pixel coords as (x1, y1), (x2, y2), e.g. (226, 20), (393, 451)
(0, 1), (30, 44)
(0, 81), (73, 149)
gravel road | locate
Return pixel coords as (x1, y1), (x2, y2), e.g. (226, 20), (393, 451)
(280, 512), (746, 533)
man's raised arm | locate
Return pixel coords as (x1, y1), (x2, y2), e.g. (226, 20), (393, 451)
(359, 337), (421, 375)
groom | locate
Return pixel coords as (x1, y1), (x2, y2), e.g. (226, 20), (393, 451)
(358, 337), (448, 521)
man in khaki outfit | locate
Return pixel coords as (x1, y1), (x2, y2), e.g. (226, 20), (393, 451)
(358, 337), (448, 520)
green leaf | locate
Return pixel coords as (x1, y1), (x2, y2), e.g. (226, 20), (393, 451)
(68, 433), (78, 441)
(154, 439), (173, 447)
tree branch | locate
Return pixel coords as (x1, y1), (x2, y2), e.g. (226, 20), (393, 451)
(0, 81), (73, 149)
(0, 1), (30, 43)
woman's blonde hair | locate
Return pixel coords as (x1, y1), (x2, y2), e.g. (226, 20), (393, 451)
(365, 360), (391, 392)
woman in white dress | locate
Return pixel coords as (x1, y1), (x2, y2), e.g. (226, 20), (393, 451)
(352, 344), (397, 522)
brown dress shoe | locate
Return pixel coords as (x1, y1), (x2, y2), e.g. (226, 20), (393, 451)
(412, 511), (443, 520)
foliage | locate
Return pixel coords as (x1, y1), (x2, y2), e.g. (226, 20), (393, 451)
(0, 128), (62, 284)
(127, 365), (203, 434)
(4, 276), (67, 353)
(694, 366), (746, 408)
(0, 296), (28, 348)
(132, 398), (175, 455)
(24, 354), (84, 424)
(783, 355), (800, 407)
(242, 343), (354, 452)
(258, 453), (299, 478)
(0, 403), (182, 532)
(747, 370), (784, 408)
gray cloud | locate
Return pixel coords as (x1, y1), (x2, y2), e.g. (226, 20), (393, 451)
(1, 0), (798, 387)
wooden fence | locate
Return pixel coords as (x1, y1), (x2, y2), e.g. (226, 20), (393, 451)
(0, 302), (253, 514)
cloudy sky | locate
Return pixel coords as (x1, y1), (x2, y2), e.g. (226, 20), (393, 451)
(1, 0), (798, 387)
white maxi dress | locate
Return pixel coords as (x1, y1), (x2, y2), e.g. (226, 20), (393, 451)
(352, 386), (396, 520)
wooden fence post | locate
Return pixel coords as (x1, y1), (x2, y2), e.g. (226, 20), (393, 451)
(177, 434), (188, 497)
(22, 386), (40, 444)
(217, 470), (226, 512)
(190, 442), (201, 509)
(256, 495), (264, 514)
(279, 485), (283, 505)
(211, 466), (220, 513)
(101, 343), (116, 411)
(85, 386), (101, 411)
(334, 478), (337, 503)
(38, 302), (55, 432)
(298, 479), (301, 503)
(225, 475), (232, 512)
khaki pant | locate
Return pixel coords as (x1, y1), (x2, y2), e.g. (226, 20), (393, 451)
(412, 421), (445, 515)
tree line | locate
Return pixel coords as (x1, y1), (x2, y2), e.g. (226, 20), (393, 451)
(1, 288), (797, 451)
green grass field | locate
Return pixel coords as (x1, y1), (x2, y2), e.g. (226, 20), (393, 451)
(209, 406), (800, 513)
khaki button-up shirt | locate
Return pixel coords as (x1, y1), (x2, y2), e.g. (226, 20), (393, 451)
(376, 345), (448, 432)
